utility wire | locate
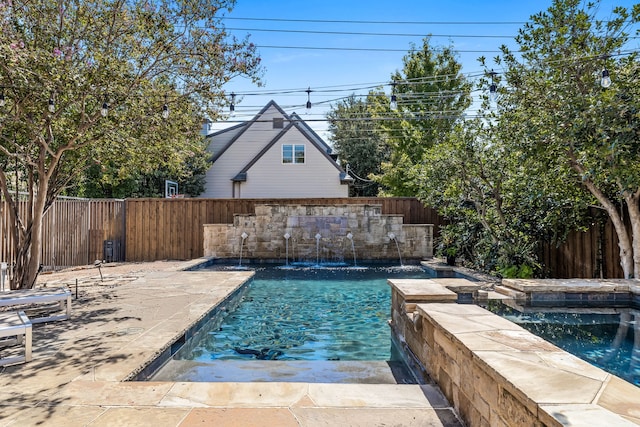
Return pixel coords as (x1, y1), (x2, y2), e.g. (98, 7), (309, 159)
(225, 27), (515, 39)
(219, 16), (528, 25)
(228, 73), (486, 96)
(255, 44), (504, 53)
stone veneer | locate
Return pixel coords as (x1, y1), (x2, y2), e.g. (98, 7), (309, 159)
(388, 279), (640, 427)
(203, 204), (433, 262)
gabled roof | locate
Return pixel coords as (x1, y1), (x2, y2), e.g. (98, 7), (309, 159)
(232, 116), (348, 182)
(290, 112), (332, 154)
(206, 121), (248, 138)
(206, 99), (348, 184)
(208, 100), (290, 163)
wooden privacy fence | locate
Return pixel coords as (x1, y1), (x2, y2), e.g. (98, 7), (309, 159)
(125, 197), (625, 278)
(538, 213), (624, 279)
(1, 198), (125, 270)
(0, 195), (630, 278)
(125, 197), (444, 262)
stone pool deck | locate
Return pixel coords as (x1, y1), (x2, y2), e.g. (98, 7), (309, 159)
(0, 261), (461, 427)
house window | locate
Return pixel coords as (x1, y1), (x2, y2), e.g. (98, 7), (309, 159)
(282, 144), (305, 164)
(273, 117), (284, 129)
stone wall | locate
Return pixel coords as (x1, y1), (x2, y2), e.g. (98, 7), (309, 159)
(203, 204), (433, 262)
(388, 281), (640, 427)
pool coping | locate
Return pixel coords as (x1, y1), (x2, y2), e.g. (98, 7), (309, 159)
(388, 277), (640, 426)
(0, 258), (462, 426)
(5, 258), (637, 426)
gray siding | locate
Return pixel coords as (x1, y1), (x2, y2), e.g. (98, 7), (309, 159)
(200, 102), (348, 199)
(201, 105), (288, 198)
(238, 128), (348, 198)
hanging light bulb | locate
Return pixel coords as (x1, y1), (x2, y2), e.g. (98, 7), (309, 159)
(305, 87), (312, 113)
(600, 68), (612, 88)
(390, 94), (397, 111)
(230, 92), (236, 117)
(489, 70), (498, 103)
(100, 95), (109, 117)
(48, 95), (55, 113)
(162, 95), (169, 120)
(389, 80), (397, 110)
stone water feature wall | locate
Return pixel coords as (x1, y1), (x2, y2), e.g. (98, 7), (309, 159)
(203, 204), (433, 262)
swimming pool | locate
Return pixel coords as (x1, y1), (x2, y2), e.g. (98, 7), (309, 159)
(183, 265), (429, 361)
(150, 264), (431, 382)
(486, 301), (640, 387)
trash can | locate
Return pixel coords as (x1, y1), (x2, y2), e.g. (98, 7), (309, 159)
(103, 240), (114, 263)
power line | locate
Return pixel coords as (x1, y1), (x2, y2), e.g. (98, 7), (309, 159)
(255, 44), (504, 53)
(214, 116), (481, 124)
(225, 27), (515, 39)
(223, 48), (640, 100)
(227, 73), (486, 96)
(219, 16), (528, 25)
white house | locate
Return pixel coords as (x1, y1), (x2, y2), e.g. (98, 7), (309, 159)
(200, 100), (353, 198)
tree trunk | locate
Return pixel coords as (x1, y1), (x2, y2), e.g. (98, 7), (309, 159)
(624, 192), (640, 278)
(7, 176), (49, 290)
(581, 179), (634, 278)
(10, 194), (46, 289)
(23, 189), (46, 288)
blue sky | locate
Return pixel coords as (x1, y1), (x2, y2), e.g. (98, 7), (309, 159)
(214, 0), (638, 138)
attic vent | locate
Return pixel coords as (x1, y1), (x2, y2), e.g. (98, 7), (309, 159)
(273, 117), (284, 129)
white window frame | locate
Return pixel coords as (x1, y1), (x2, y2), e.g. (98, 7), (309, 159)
(282, 144), (305, 164)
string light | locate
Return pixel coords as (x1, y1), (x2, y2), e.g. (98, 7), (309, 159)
(0, 47), (633, 122)
(305, 87), (312, 113)
(600, 68), (612, 88)
(48, 94), (55, 113)
(389, 80), (397, 110)
(599, 54), (612, 88)
(488, 69), (498, 102)
(162, 95), (169, 119)
(101, 95), (109, 117)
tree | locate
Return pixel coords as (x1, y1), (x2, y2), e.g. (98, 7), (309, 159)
(0, 0), (262, 288)
(72, 140), (211, 198)
(416, 113), (591, 277)
(326, 93), (388, 196)
(370, 37), (471, 196)
(497, 0), (640, 277)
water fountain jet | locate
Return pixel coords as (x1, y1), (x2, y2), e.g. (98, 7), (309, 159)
(315, 233), (322, 266)
(284, 233), (291, 267)
(237, 232), (249, 269)
(388, 232), (403, 267)
(346, 233), (357, 267)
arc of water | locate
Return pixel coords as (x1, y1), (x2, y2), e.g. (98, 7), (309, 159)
(315, 233), (322, 266)
(239, 232), (248, 267)
(284, 233), (291, 266)
(346, 233), (357, 267)
(388, 232), (403, 267)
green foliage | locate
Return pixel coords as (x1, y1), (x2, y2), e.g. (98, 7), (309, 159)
(0, 0), (262, 198)
(496, 0), (640, 278)
(326, 94), (388, 196)
(71, 137), (211, 198)
(411, 0), (640, 278)
(0, 0), (262, 287)
(370, 37), (472, 196)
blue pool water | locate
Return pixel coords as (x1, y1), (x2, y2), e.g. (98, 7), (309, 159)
(486, 302), (640, 387)
(175, 264), (430, 362)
